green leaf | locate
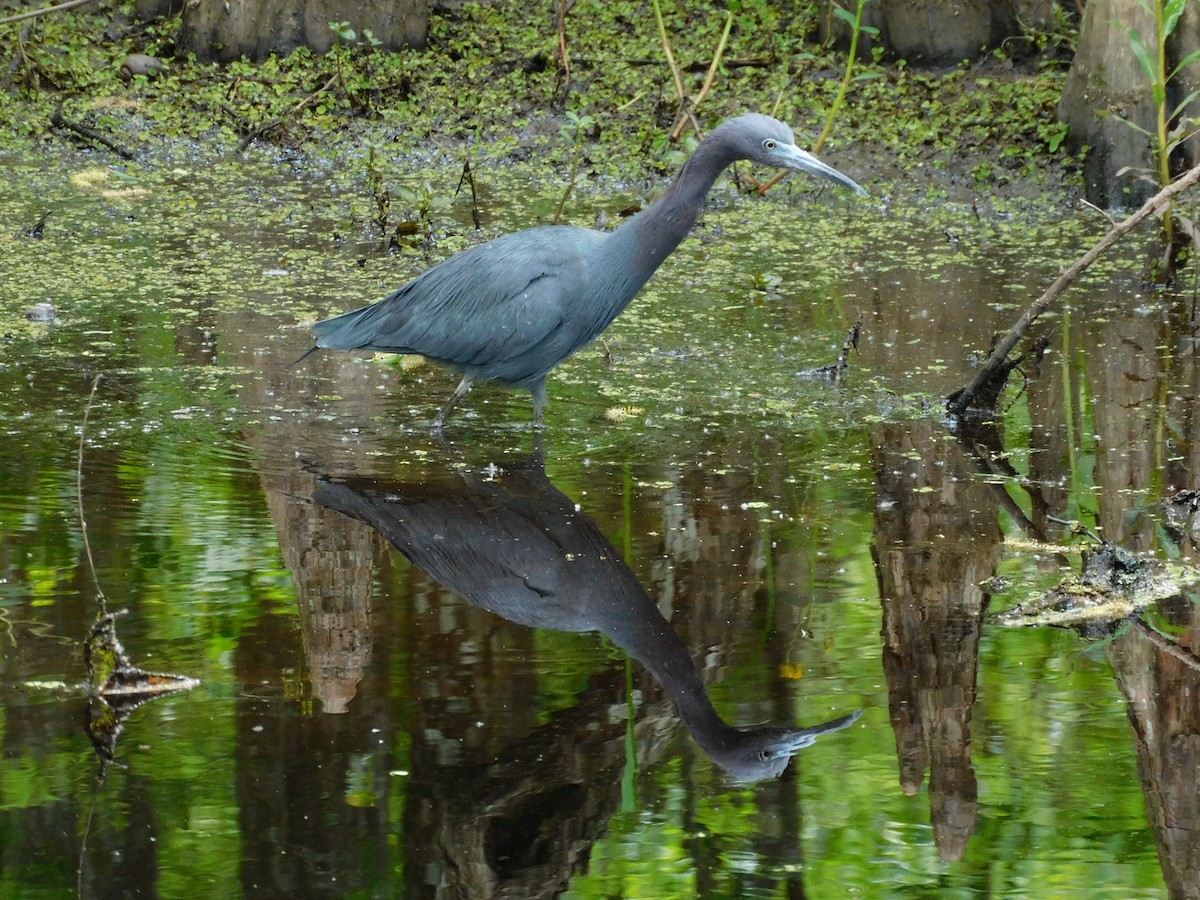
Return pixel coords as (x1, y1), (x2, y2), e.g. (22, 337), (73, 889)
(832, 6), (856, 26)
(1169, 48), (1200, 80)
(1107, 112), (1155, 138)
(1164, 0), (1187, 38)
(1169, 89), (1200, 120)
(1128, 29), (1158, 84)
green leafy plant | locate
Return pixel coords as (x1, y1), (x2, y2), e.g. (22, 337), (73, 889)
(1115, 0), (1200, 249)
(553, 110), (597, 224)
(814, 0), (882, 154)
(1126, 0), (1200, 191)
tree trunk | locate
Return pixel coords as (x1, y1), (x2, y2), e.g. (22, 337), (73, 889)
(141, 0), (430, 63)
(134, 0), (184, 18)
(818, 0), (1053, 65)
(1058, 0), (1159, 207)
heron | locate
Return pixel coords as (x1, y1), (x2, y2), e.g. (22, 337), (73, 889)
(305, 114), (865, 429)
(314, 452), (863, 781)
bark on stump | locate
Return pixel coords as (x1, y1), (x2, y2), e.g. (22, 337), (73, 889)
(138, 0), (430, 63)
(1058, 0), (1159, 207)
(818, 0), (1053, 64)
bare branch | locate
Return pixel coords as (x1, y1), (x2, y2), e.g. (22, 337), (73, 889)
(947, 161), (1200, 416)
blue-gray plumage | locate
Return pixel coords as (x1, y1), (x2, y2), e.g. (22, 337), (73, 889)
(308, 114), (865, 428)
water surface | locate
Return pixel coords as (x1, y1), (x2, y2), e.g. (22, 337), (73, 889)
(0, 150), (1195, 898)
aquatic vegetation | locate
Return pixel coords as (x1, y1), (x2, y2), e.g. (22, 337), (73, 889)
(0, 1), (1080, 200)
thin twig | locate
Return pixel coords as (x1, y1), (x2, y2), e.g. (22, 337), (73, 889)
(455, 159), (481, 230)
(294, 73), (339, 112)
(556, 0), (573, 104)
(833, 311), (863, 384)
(948, 160), (1200, 416)
(651, 0), (687, 108)
(669, 11), (733, 141)
(77, 374), (107, 611)
(0, 0), (94, 27)
(1078, 197), (1118, 226)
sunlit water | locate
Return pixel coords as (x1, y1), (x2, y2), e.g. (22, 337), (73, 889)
(1, 148), (1196, 898)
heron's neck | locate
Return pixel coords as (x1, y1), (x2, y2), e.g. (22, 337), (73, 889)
(602, 603), (736, 749)
(605, 138), (736, 285)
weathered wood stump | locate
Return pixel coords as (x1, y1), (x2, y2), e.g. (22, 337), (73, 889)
(818, 0), (1053, 64)
(136, 0), (430, 63)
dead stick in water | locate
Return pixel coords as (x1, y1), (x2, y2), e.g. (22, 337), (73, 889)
(77, 374), (108, 612)
(51, 106), (135, 159)
(947, 161), (1200, 417)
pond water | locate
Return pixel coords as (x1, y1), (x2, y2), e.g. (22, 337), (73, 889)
(1, 148), (1198, 898)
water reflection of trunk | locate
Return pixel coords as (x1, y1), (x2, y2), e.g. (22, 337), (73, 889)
(871, 420), (1001, 861)
(402, 664), (630, 899)
(1162, 303), (1200, 561)
(1086, 302), (1164, 552)
(262, 472), (376, 713)
(230, 310), (389, 713)
(1108, 610), (1200, 900)
(656, 453), (816, 894)
(231, 466), (396, 896)
(1084, 298), (1200, 896)
(223, 315), (399, 893)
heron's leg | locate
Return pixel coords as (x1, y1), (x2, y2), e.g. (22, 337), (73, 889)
(433, 375), (473, 430)
(530, 379), (548, 430)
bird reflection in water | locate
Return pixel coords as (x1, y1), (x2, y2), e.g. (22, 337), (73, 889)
(314, 453), (861, 781)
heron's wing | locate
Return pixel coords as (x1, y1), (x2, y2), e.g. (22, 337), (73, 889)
(314, 226), (601, 367)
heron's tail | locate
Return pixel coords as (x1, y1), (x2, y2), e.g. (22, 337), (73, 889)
(287, 345), (322, 370)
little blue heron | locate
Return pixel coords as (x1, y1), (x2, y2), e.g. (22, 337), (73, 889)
(306, 114), (865, 428)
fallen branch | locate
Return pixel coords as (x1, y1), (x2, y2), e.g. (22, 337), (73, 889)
(0, 0), (94, 27)
(947, 160), (1200, 416)
(50, 106), (135, 159)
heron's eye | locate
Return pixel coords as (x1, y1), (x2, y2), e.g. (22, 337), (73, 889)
(759, 749), (773, 761)
(762, 139), (777, 151)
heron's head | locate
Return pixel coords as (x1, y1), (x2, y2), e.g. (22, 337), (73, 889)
(719, 113), (866, 196)
(705, 709), (864, 782)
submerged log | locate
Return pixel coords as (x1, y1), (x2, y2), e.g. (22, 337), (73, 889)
(996, 540), (1200, 631)
(947, 161), (1200, 417)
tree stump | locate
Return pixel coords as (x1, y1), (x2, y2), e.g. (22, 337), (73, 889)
(139, 0), (430, 63)
(1058, 0), (1159, 207)
(818, 0), (1053, 65)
